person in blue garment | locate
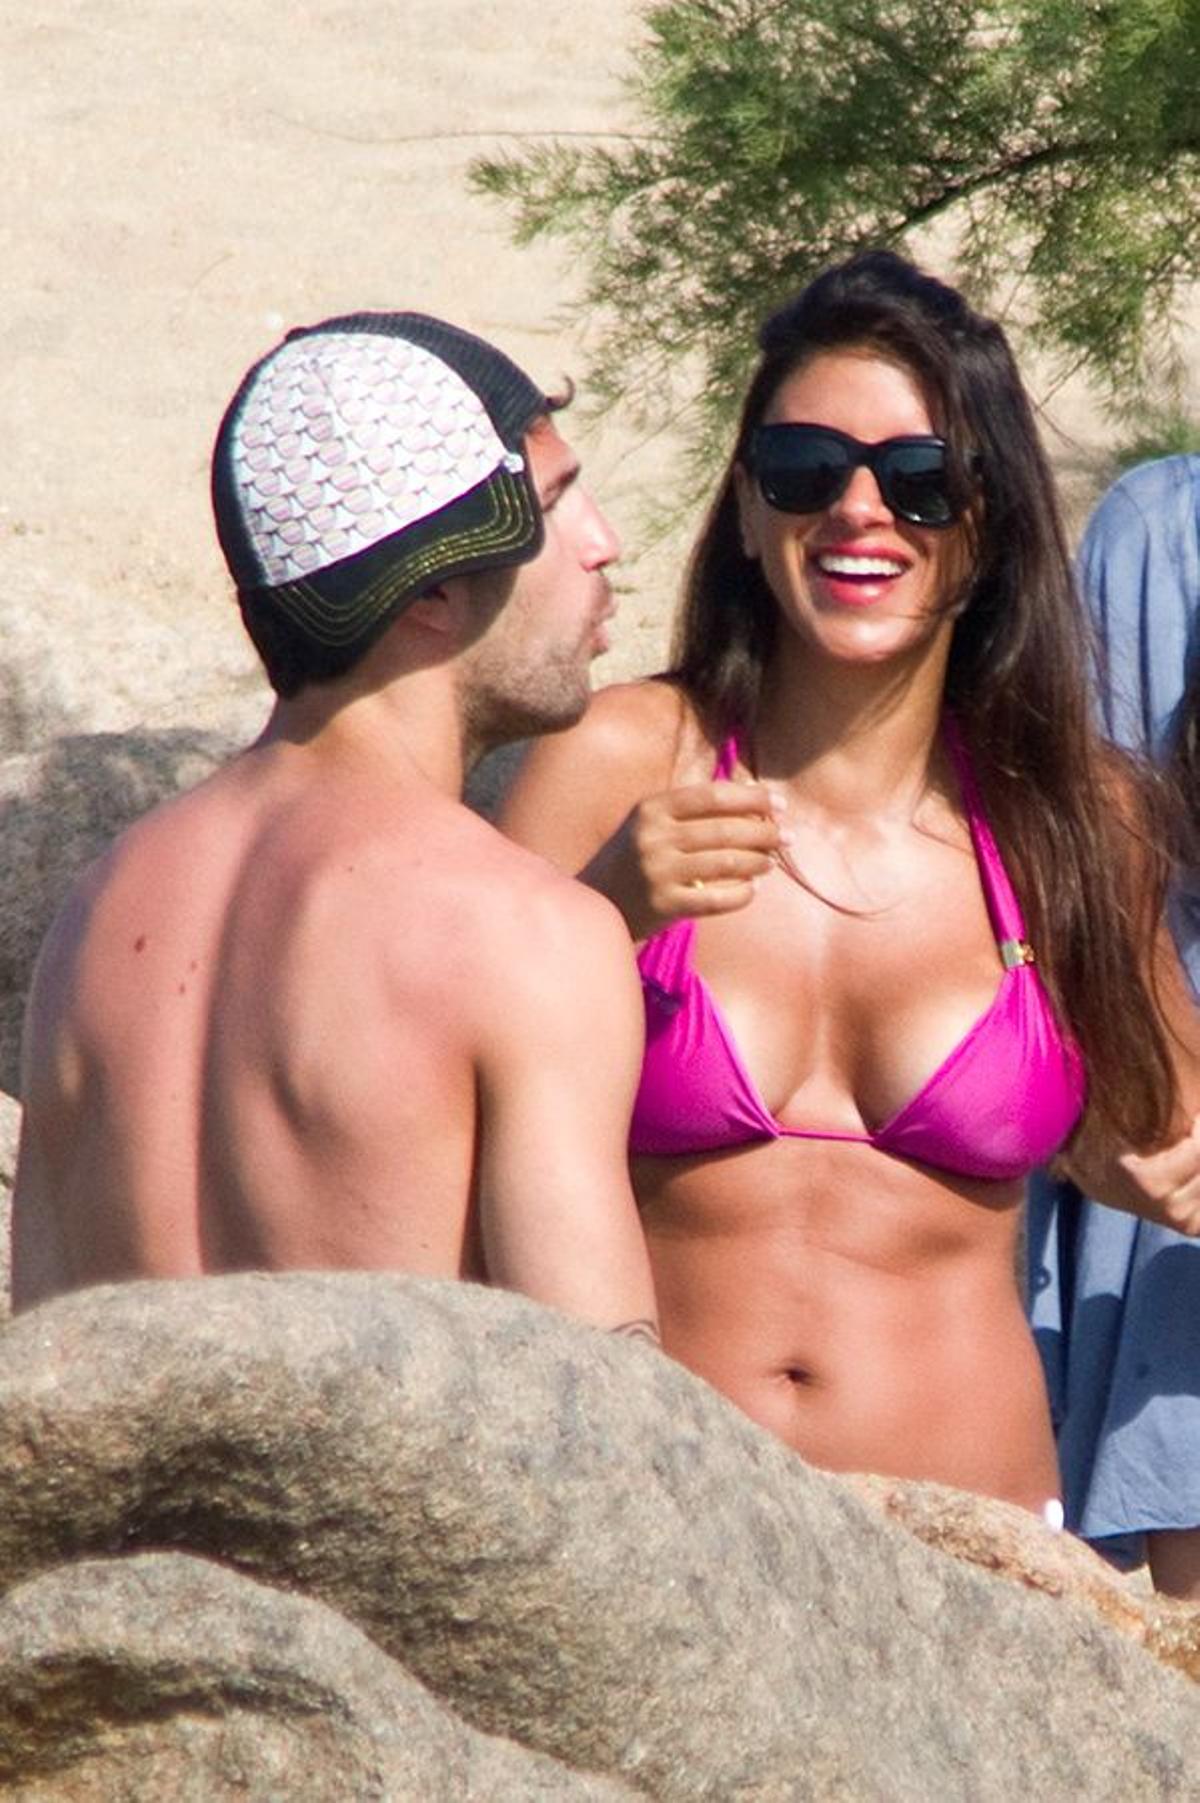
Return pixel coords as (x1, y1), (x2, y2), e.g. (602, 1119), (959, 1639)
(1028, 453), (1200, 1599)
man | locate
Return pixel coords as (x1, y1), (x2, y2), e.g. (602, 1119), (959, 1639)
(12, 311), (658, 1341)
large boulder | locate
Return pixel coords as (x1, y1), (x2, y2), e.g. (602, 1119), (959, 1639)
(852, 1473), (1200, 1682)
(0, 1552), (631, 1800)
(0, 550), (267, 765)
(0, 1273), (1195, 1798)
(0, 1091), (18, 1319)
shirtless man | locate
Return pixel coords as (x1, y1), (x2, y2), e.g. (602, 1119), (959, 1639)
(11, 311), (658, 1341)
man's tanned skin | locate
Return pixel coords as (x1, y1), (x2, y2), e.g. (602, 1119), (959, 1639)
(12, 318), (658, 1340)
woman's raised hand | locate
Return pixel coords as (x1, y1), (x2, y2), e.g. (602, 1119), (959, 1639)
(580, 780), (786, 941)
(1065, 1114), (1200, 1237)
(1109, 1117), (1200, 1235)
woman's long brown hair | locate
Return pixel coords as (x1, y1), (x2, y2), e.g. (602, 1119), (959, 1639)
(670, 250), (1176, 1149)
(1171, 655), (1200, 852)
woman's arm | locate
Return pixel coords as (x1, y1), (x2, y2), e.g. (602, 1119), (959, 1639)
(1060, 1121), (1200, 1237)
(1059, 914), (1200, 1234)
(501, 680), (784, 940)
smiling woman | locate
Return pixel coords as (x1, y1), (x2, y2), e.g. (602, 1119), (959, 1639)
(499, 250), (1200, 1516)
(732, 348), (975, 673)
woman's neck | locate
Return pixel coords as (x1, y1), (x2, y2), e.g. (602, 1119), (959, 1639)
(751, 642), (952, 823)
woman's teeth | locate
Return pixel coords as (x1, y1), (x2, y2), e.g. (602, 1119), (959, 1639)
(816, 553), (905, 577)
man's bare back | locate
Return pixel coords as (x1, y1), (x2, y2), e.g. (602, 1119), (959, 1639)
(12, 311), (657, 1337)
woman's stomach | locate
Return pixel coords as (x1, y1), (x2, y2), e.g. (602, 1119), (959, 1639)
(635, 1135), (1058, 1513)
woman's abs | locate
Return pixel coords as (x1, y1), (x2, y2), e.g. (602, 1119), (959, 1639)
(637, 1143), (1058, 1511)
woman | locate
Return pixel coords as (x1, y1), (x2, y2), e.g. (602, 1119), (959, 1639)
(1029, 454), (1200, 1591)
(502, 252), (1200, 1513)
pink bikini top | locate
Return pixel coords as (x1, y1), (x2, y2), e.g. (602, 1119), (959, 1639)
(631, 721), (1086, 1180)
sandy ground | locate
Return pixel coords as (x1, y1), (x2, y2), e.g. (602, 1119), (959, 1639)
(2, 0), (1196, 734)
(1, 0), (689, 735)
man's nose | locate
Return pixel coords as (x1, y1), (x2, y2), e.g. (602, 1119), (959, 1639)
(583, 495), (621, 568)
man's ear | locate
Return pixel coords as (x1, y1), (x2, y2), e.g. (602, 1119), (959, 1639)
(732, 463), (760, 560)
(405, 578), (471, 637)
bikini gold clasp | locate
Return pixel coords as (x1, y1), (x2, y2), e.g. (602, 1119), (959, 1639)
(1000, 938), (1036, 969)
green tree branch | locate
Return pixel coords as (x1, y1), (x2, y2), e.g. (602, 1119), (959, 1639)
(471, 0), (1200, 496)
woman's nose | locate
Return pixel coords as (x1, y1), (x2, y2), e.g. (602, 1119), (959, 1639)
(830, 461), (892, 526)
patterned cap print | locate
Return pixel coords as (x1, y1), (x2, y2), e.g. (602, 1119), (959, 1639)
(231, 333), (517, 588)
(212, 311), (548, 651)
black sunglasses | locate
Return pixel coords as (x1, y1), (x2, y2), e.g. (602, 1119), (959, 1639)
(748, 423), (974, 528)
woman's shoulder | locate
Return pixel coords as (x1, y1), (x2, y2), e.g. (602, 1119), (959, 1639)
(548, 676), (714, 788)
(499, 675), (717, 863)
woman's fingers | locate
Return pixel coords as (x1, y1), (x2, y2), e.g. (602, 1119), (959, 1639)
(638, 783), (784, 862)
(671, 872), (762, 915)
(1117, 1122), (1200, 1234)
(634, 782), (786, 918)
(662, 779), (786, 824)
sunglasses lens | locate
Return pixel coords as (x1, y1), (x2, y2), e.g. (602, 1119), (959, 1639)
(754, 429), (850, 514)
(880, 443), (953, 525)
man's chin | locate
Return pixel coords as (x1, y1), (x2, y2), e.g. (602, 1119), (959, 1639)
(468, 685), (592, 760)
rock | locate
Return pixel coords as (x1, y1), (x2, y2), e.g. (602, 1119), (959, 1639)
(0, 1090), (18, 1321)
(0, 1551), (632, 1800)
(0, 1273), (1196, 1799)
(852, 1473), (1200, 1683)
(0, 551), (267, 762)
(0, 730), (242, 1092)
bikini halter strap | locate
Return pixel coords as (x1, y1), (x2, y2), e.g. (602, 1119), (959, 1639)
(941, 715), (1033, 965)
(715, 733), (740, 780)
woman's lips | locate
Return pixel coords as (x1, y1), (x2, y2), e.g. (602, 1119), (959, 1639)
(810, 545), (909, 606)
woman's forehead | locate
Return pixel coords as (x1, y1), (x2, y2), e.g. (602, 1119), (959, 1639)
(762, 347), (942, 436)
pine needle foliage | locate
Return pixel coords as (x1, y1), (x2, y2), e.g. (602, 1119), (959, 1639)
(472, 0), (1200, 497)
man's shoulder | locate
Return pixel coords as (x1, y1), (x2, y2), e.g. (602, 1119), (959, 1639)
(461, 834), (638, 1041)
(34, 773), (218, 950)
(450, 808), (624, 946)
(419, 823), (625, 1025)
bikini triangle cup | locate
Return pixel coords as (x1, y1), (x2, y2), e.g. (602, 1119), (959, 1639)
(630, 718), (1085, 1179)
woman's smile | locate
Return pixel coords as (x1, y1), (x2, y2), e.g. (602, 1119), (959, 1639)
(808, 539), (913, 607)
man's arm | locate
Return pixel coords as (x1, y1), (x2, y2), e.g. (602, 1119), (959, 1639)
(473, 875), (659, 1338)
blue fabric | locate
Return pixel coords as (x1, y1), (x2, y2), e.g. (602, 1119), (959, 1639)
(1027, 455), (1200, 1563)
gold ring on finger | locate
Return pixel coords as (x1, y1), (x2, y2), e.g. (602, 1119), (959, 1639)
(687, 877), (706, 891)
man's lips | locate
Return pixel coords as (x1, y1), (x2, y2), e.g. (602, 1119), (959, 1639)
(591, 598), (617, 653)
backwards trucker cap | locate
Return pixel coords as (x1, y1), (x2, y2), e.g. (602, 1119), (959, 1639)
(211, 311), (549, 652)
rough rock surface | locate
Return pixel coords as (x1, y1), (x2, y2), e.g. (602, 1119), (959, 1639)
(853, 1473), (1200, 1683)
(0, 558), (268, 763)
(464, 740), (529, 823)
(0, 1273), (1195, 1800)
(0, 1552), (632, 1801)
(0, 1090), (17, 1318)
